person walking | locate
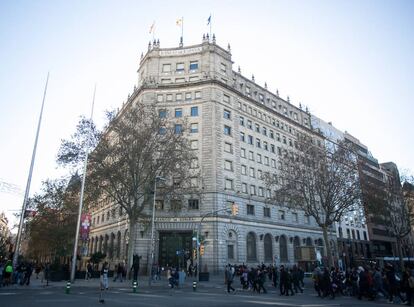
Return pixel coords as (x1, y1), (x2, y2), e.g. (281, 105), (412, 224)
(292, 265), (303, 293)
(225, 265), (235, 293)
(100, 262), (109, 290)
(113, 262), (124, 282)
(85, 261), (93, 281)
(3, 260), (13, 286)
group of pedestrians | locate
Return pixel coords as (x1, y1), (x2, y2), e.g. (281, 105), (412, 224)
(0, 260), (39, 287)
(312, 263), (414, 305)
(224, 263), (305, 295)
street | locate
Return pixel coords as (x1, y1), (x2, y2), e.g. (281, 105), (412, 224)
(0, 277), (399, 307)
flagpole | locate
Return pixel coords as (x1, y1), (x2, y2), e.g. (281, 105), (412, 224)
(181, 16), (184, 45)
(12, 72), (49, 268)
(209, 14), (212, 40)
(70, 84), (96, 282)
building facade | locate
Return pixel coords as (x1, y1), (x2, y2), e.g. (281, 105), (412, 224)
(87, 36), (337, 273)
(311, 116), (371, 269)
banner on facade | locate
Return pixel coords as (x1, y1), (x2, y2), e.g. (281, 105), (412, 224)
(80, 214), (91, 241)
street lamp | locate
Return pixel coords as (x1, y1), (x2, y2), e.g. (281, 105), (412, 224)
(148, 175), (166, 286)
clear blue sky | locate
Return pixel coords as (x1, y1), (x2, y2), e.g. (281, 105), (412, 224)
(1, 0), (413, 229)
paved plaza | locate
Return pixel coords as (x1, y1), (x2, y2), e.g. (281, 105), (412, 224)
(0, 276), (401, 307)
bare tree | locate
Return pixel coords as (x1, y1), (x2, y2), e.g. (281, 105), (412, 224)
(58, 102), (199, 269)
(264, 135), (361, 267)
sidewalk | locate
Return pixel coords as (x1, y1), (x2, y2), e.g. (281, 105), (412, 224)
(1, 274), (228, 291)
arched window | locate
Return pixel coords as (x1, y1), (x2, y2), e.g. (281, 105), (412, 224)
(104, 234), (109, 255)
(306, 237), (313, 247)
(99, 236), (103, 253)
(246, 232), (257, 261)
(293, 236), (301, 261)
(279, 235), (288, 262)
(109, 233), (115, 259)
(227, 230), (237, 261)
(116, 231), (121, 258)
(264, 234), (273, 262)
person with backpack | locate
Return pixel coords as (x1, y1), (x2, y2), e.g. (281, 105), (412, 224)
(3, 260), (13, 286)
(225, 264), (235, 293)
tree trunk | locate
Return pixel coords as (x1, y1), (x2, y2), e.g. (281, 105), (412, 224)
(397, 238), (404, 272)
(127, 218), (137, 275)
(322, 226), (334, 268)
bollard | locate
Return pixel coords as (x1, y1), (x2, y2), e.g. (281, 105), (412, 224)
(66, 281), (71, 294)
(133, 280), (137, 293)
(192, 281), (197, 291)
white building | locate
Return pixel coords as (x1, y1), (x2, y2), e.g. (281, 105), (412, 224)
(89, 36), (333, 273)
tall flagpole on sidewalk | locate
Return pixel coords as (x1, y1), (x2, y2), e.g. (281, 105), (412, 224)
(70, 85), (96, 282)
(13, 72), (49, 268)
(181, 16), (184, 46)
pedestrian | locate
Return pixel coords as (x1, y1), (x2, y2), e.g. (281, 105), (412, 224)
(298, 266), (305, 288)
(23, 262), (33, 286)
(225, 265), (235, 293)
(100, 262), (109, 290)
(279, 265), (287, 295)
(0, 261), (4, 287)
(3, 260), (13, 286)
(292, 265), (303, 293)
(257, 269), (267, 294)
(113, 262), (123, 282)
(85, 261), (93, 280)
(312, 267), (322, 297)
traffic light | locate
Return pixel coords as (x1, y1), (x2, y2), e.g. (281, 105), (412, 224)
(231, 202), (239, 216)
(200, 244), (205, 256)
(193, 248), (197, 259)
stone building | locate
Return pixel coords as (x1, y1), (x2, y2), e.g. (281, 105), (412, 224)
(88, 36), (333, 273)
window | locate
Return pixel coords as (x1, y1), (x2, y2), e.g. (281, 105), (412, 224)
(185, 92), (192, 100)
(256, 138), (261, 148)
(276, 133), (281, 142)
(157, 94), (163, 102)
(250, 185), (256, 195)
(191, 106), (198, 116)
(338, 227), (343, 238)
(188, 199), (199, 210)
(246, 232), (256, 261)
(292, 213), (298, 223)
(279, 210), (285, 220)
(263, 142), (268, 151)
(224, 125), (231, 136)
(246, 87), (251, 95)
(224, 109), (231, 119)
(351, 229), (356, 239)
(264, 156), (269, 165)
(195, 91), (201, 99)
(170, 200), (182, 211)
(264, 234), (273, 262)
(270, 130), (274, 139)
(223, 94), (230, 103)
(257, 154), (262, 163)
(225, 179), (233, 190)
(159, 109), (167, 118)
(224, 142), (232, 153)
(241, 165), (247, 175)
(189, 61), (198, 70)
(175, 108), (182, 117)
(264, 207), (271, 217)
(240, 132), (245, 142)
(228, 244), (234, 260)
(283, 136), (287, 144)
(155, 200), (164, 210)
(248, 135), (253, 145)
(363, 231), (367, 241)
(247, 120), (252, 129)
(262, 127), (267, 136)
(357, 230), (361, 240)
(248, 151), (254, 160)
(239, 116), (244, 126)
(247, 204), (255, 215)
(271, 159), (276, 168)
(257, 170), (262, 179)
(279, 236), (288, 262)
(191, 140), (198, 149)
(190, 123), (198, 133)
(259, 93), (264, 102)
(241, 148), (246, 158)
(176, 93), (183, 101)
(176, 62), (184, 72)
(271, 145), (275, 153)
(346, 228), (351, 239)
(224, 160), (233, 171)
(258, 187), (264, 197)
(220, 62), (226, 73)
(174, 124), (182, 134)
(162, 63), (171, 72)
(255, 124), (260, 133)
(249, 167), (255, 178)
